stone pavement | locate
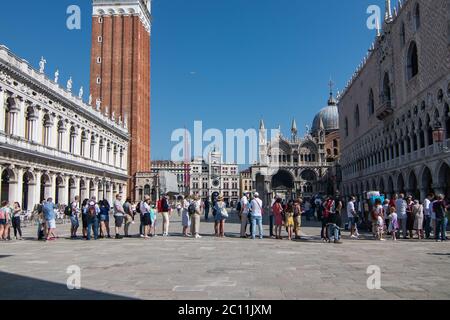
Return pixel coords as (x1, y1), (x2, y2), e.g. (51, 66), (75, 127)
(1, 212), (450, 300)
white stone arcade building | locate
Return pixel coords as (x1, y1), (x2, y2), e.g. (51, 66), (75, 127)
(0, 45), (129, 211)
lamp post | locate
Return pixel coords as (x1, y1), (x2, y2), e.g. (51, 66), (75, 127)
(433, 120), (448, 152)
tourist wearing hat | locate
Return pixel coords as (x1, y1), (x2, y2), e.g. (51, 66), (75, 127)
(250, 192), (264, 240)
(214, 195), (228, 237)
(190, 195), (203, 239)
(239, 192), (250, 238)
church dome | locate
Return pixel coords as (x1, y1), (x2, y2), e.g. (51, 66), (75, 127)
(311, 103), (339, 134)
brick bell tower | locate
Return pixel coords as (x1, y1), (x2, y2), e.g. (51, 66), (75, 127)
(90, 0), (151, 197)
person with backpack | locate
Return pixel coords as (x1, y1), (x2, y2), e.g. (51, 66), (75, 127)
(98, 200), (111, 239)
(123, 198), (134, 238)
(68, 196), (80, 239)
(85, 197), (100, 241)
(81, 198), (89, 239)
(43, 198), (57, 241)
(434, 194), (447, 242)
(190, 194), (203, 239)
(136, 199), (145, 237)
(113, 194), (125, 239)
(140, 195), (152, 239)
(160, 195), (171, 237)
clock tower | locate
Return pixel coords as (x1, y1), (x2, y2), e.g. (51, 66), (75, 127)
(90, 0), (151, 197)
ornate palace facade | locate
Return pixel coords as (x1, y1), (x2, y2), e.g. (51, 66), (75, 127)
(0, 45), (129, 210)
(339, 0), (450, 201)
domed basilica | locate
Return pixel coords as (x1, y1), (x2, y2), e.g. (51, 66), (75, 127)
(249, 91), (341, 203)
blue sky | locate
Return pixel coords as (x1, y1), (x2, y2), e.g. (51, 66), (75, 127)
(0, 0), (393, 164)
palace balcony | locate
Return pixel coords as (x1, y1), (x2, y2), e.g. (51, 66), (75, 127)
(376, 100), (394, 120)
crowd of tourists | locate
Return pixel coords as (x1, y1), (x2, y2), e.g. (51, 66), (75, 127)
(0, 191), (448, 243)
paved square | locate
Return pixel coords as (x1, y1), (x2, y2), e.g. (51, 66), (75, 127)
(1, 213), (450, 300)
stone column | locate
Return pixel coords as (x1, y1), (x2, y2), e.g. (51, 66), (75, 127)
(90, 179), (98, 199)
(121, 184), (127, 198)
(106, 183), (113, 205)
(58, 176), (69, 205)
(69, 177), (80, 203)
(97, 181), (104, 201)
(80, 180), (88, 201)
(433, 184), (444, 197)
(9, 168), (23, 204)
(17, 98), (26, 138)
(30, 110), (39, 143)
(73, 129), (80, 155)
(419, 187), (427, 203)
(9, 110), (19, 136)
(34, 172), (41, 207)
(50, 174), (57, 201)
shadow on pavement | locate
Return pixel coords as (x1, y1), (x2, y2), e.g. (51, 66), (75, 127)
(0, 271), (137, 300)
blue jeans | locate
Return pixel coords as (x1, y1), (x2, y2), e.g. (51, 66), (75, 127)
(251, 215), (263, 239)
(435, 219), (446, 241)
(424, 215), (432, 239)
(87, 217), (99, 240)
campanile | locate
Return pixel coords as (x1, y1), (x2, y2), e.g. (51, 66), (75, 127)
(90, 0), (151, 196)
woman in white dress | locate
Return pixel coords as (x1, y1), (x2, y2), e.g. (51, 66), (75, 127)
(181, 196), (191, 237)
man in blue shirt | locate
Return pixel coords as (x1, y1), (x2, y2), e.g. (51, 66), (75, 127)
(42, 198), (57, 241)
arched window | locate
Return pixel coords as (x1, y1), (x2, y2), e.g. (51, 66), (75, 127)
(80, 131), (87, 157)
(355, 105), (360, 128)
(345, 117), (349, 137)
(419, 119), (425, 149)
(106, 142), (111, 164)
(445, 103), (450, 139)
(368, 89), (375, 115)
(407, 42), (419, 80)
(414, 4), (420, 30)
(383, 73), (391, 103)
(426, 115), (433, 146)
(90, 134), (96, 159)
(42, 114), (52, 146)
(69, 126), (76, 154)
(99, 138), (104, 162)
(57, 120), (65, 150)
(25, 106), (37, 142)
(400, 22), (406, 46)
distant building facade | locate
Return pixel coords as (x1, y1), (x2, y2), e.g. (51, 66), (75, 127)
(0, 45), (129, 210)
(339, 0), (450, 201)
(190, 151), (240, 205)
(240, 168), (253, 195)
